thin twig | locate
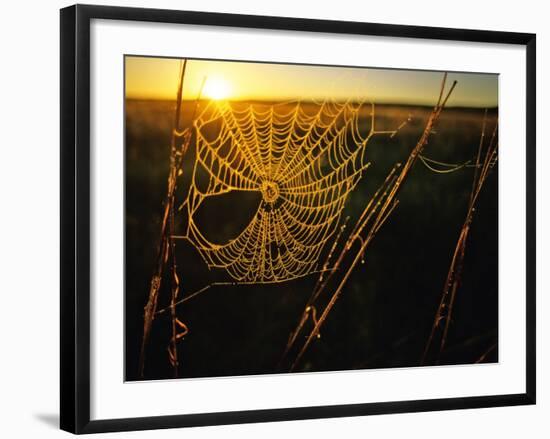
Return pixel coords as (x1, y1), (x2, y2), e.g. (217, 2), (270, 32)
(475, 343), (497, 363)
(279, 163), (400, 367)
(288, 74), (457, 372)
(421, 111), (498, 365)
(139, 60), (188, 378)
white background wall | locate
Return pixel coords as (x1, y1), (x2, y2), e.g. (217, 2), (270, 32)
(0, 0), (546, 437)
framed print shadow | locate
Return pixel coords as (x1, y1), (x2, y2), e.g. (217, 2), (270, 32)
(60, 4), (536, 434)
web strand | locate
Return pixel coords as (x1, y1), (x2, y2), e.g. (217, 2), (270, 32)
(183, 99), (392, 283)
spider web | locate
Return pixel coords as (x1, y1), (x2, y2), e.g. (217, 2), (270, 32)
(178, 98), (395, 283)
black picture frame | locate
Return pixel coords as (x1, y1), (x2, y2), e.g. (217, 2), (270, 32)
(60, 4), (536, 434)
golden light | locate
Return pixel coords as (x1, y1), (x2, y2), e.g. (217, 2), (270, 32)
(203, 77), (232, 100)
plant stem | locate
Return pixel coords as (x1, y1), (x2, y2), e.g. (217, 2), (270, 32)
(288, 74), (457, 372)
(421, 113), (498, 365)
(139, 60), (187, 378)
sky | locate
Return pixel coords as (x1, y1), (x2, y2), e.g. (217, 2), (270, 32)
(125, 56), (498, 107)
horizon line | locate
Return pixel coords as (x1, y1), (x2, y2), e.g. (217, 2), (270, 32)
(124, 96), (499, 110)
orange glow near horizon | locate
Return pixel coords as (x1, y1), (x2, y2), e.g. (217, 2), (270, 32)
(202, 77), (232, 100)
(125, 56), (498, 108)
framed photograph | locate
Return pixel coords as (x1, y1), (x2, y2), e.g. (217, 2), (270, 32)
(60, 4), (536, 434)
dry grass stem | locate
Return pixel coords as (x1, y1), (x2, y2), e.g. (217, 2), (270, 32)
(421, 109), (498, 365)
(285, 74), (458, 371)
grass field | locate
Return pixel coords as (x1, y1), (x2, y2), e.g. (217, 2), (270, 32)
(125, 98), (498, 381)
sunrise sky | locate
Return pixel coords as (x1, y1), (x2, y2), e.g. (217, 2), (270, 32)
(125, 56), (498, 107)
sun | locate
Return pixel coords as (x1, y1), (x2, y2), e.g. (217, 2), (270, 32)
(203, 77), (232, 100)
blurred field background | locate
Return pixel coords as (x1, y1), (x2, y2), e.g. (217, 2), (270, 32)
(125, 99), (498, 381)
